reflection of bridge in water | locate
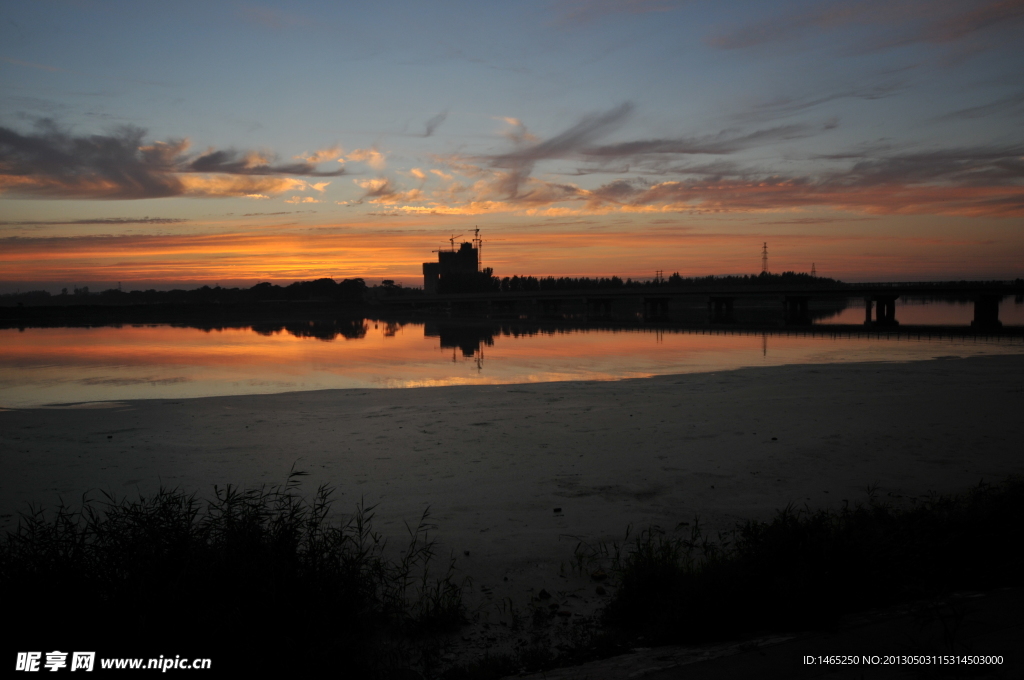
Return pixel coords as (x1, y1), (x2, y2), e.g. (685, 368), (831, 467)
(410, 318), (1024, 360)
(383, 281), (1024, 330)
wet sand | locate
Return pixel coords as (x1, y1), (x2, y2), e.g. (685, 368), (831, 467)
(2, 354), (1023, 614)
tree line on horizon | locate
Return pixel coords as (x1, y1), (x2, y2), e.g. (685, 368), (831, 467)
(6, 273), (1024, 307)
(491, 270), (841, 293)
(3, 270), (846, 306)
(0, 278), (368, 306)
(407, 269), (846, 295)
(32, 270), (1016, 307)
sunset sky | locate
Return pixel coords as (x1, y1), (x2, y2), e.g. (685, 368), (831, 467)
(2, 0), (1022, 291)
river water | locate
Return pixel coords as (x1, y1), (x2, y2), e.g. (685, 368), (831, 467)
(2, 298), (1022, 408)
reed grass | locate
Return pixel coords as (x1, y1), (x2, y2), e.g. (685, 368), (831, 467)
(600, 478), (1024, 643)
(0, 471), (464, 675)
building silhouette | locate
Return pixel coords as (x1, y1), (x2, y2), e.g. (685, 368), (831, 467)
(423, 240), (481, 294)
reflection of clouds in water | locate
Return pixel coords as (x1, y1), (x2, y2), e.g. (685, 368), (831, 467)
(79, 376), (190, 386)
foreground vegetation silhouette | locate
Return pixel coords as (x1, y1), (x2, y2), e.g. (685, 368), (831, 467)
(5, 477), (1022, 678)
(1, 472), (463, 675)
(599, 477), (1024, 644)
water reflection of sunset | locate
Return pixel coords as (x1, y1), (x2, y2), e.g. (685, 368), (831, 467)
(2, 323), (1022, 408)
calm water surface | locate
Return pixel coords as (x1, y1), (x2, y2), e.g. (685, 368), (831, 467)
(2, 299), (1023, 408)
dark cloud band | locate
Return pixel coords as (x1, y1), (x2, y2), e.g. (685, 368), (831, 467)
(0, 120), (344, 200)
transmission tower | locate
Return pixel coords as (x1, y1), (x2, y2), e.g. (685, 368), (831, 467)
(761, 242), (768, 274)
(811, 262), (816, 277)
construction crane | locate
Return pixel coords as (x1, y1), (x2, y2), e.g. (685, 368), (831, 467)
(431, 234), (464, 254)
(471, 227), (508, 270)
(428, 228), (504, 271)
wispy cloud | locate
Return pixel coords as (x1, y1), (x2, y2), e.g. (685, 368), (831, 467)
(707, 0), (1024, 54)
(354, 177), (424, 204)
(396, 105), (835, 208)
(1, 56), (66, 73)
(580, 122), (823, 159)
(0, 217), (189, 226)
(553, 0), (686, 26)
(0, 120), (344, 200)
(487, 102), (634, 198)
(936, 89), (1024, 121)
(732, 83), (906, 123)
(386, 129), (1024, 217)
(574, 175), (1024, 217)
(835, 144), (1024, 186)
(759, 217), (879, 225)
(237, 4), (311, 30)
(423, 111), (448, 137)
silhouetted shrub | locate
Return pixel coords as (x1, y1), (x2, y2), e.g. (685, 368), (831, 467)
(0, 472), (463, 675)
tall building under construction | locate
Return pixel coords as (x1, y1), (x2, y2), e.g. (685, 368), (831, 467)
(422, 239), (480, 294)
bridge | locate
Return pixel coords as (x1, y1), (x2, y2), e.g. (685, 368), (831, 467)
(380, 280), (1024, 330)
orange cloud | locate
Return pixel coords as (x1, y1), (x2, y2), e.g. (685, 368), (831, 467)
(347, 148), (387, 170)
(295, 146), (343, 164)
(179, 175), (310, 198)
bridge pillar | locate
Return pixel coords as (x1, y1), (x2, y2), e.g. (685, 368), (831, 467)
(489, 299), (518, 318)
(586, 298), (613, 319)
(643, 297), (669, 320)
(864, 295), (899, 326)
(971, 294), (1002, 329)
(537, 298), (562, 318)
(708, 296), (734, 324)
(783, 295), (811, 325)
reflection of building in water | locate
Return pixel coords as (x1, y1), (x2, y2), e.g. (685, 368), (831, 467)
(424, 322), (494, 357)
